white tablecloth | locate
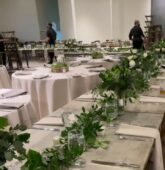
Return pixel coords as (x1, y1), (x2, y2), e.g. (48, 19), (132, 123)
(0, 65), (11, 88)
(0, 89), (38, 127)
(12, 65), (100, 118)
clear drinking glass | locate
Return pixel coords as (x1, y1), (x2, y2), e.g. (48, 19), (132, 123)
(68, 130), (86, 168)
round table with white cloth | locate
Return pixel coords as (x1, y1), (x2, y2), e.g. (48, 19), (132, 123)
(0, 89), (38, 127)
(0, 65), (11, 88)
(12, 65), (101, 118)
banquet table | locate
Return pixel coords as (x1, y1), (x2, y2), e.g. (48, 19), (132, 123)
(12, 65), (102, 118)
(5, 91), (165, 170)
(18, 47), (130, 64)
(0, 89), (38, 127)
(0, 65), (11, 88)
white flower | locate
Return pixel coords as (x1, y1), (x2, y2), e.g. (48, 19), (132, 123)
(127, 55), (134, 60)
(114, 47), (119, 51)
(162, 48), (165, 52)
(155, 48), (160, 52)
(132, 49), (137, 54)
(143, 52), (148, 58)
(129, 60), (136, 68)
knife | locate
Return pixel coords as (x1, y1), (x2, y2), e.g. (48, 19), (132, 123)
(92, 160), (140, 169)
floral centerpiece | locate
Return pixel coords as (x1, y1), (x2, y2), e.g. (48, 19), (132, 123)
(51, 62), (69, 73)
(64, 39), (78, 52)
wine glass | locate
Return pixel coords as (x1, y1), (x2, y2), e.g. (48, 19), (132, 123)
(68, 129), (86, 168)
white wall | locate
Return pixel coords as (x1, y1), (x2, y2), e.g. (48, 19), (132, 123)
(75, 0), (112, 43)
(0, 0), (40, 41)
(113, 0), (151, 40)
(58, 0), (151, 42)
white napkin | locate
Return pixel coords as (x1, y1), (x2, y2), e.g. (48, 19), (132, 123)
(33, 74), (49, 79)
(0, 103), (24, 109)
(34, 117), (63, 126)
(0, 89), (27, 99)
(116, 123), (164, 170)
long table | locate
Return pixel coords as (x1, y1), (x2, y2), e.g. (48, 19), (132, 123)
(5, 88), (165, 169)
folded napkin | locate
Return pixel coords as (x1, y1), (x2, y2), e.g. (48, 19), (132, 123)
(69, 61), (81, 67)
(116, 123), (164, 170)
(35, 117), (63, 126)
(15, 71), (32, 75)
(86, 65), (103, 69)
(89, 68), (105, 72)
(0, 103), (24, 109)
(140, 95), (165, 103)
(72, 73), (82, 78)
(0, 89), (27, 99)
(78, 93), (94, 99)
(85, 163), (133, 170)
(33, 74), (49, 79)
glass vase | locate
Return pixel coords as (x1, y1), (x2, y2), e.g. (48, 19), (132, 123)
(117, 98), (125, 115)
(104, 99), (118, 124)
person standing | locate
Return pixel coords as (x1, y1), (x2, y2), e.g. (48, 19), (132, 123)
(42, 23), (57, 64)
(0, 33), (6, 65)
(129, 20), (145, 49)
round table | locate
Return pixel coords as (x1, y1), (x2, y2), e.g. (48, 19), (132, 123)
(12, 65), (100, 118)
(0, 89), (38, 127)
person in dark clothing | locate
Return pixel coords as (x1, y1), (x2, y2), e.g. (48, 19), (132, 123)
(0, 34), (6, 65)
(42, 23), (57, 64)
(129, 20), (145, 49)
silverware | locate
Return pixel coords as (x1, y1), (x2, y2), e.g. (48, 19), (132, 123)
(75, 99), (95, 102)
(118, 135), (146, 141)
(92, 160), (140, 169)
(31, 127), (60, 132)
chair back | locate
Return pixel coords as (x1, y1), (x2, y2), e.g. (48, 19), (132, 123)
(4, 39), (22, 70)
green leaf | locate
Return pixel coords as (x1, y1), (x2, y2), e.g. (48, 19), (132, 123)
(4, 151), (14, 161)
(17, 133), (30, 143)
(14, 124), (27, 131)
(0, 117), (8, 129)
(13, 141), (26, 154)
(22, 150), (45, 170)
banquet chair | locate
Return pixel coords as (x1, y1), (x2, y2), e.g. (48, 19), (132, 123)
(4, 39), (22, 70)
(0, 65), (11, 88)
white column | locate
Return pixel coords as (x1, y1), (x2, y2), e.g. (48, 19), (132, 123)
(109, 0), (113, 38)
(71, 0), (77, 39)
